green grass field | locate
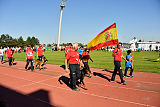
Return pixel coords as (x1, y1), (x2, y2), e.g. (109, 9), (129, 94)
(4, 50), (160, 73)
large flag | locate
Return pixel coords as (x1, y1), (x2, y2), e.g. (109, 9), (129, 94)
(87, 23), (119, 51)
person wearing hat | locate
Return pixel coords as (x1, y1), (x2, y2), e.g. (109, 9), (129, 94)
(37, 45), (44, 61)
(25, 45), (34, 71)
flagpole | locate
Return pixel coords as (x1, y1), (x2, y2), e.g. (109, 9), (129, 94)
(57, 0), (66, 48)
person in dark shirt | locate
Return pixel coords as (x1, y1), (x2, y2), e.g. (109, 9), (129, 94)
(81, 48), (93, 77)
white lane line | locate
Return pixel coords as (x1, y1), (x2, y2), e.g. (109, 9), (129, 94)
(1, 65), (160, 85)
(0, 69), (69, 89)
(1, 66), (159, 94)
(0, 64), (65, 74)
(0, 72), (54, 84)
(126, 80), (160, 85)
(93, 73), (160, 85)
(39, 82), (155, 107)
(17, 73), (69, 88)
(0, 65), (66, 78)
(85, 81), (160, 93)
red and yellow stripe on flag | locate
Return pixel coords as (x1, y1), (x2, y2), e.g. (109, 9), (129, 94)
(87, 23), (119, 51)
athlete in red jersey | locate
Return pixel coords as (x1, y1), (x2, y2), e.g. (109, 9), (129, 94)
(37, 45), (44, 61)
(6, 47), (13, 66)
(110, 44), (128, 85)
(65, 43), (84, 92)
(25, 45), (34, 71)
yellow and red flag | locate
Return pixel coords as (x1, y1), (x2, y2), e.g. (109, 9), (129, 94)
(87, 23), (119, 51)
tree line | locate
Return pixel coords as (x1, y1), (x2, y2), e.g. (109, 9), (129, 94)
(0, 34), (87, 49)
(0, 34), (39, 48)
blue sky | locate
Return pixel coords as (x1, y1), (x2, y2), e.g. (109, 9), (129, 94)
(0, 0), (160, 44)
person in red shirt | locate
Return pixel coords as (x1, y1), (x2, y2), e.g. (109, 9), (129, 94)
(65, 43), (72, 56)
(25, 45), (34, 71)
(110, 44), (128, 85)
(6, 47), (13, 66)
(81, 48), (93, 77)
(65, 43), (83, 92)
(37, 45), (44, 61)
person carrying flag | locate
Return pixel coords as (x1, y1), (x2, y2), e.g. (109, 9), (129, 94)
(110, 44), (128, 85)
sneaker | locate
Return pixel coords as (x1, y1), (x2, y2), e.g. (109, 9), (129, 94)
(121, 82), (127, 85)
(72, 88), (80, 92)
(130, 75), (134, 78)
(88, 74), (92, 78)
(110, 80), (117, 83)
(123, 75), (128, 78)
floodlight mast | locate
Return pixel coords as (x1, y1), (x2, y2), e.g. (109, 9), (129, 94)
(57, 0), (66, 48)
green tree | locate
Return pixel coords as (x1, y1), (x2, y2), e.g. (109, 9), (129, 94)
(0, 34), (14, 47)
(47, 44), (52, 47)
(18, 36), (25, 48)
(26, 36), (31, 46)
(31, 36), (39, 47)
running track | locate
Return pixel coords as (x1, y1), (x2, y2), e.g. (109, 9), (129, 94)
(0, 61), (160, 107)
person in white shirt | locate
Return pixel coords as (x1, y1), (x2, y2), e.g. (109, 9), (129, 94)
(0, 46), (4, 64)
(3, 47), (7, 54)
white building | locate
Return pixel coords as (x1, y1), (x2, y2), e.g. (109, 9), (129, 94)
(129, 37), (160, 51)
(136, 41), (160, 51)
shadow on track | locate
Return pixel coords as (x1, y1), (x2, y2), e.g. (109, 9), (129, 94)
(93, 72), (110, 82)
(58, 76), (72, 89)
(0, 85), (58, 107)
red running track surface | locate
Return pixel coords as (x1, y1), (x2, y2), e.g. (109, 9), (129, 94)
(0, 61), (160, 107)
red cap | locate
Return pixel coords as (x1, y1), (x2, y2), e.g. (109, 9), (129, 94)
(28, 45), (31, 47)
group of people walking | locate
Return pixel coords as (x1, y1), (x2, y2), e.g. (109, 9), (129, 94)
(64, 43), (134, 91)
(0, 43), (134, 92)
(110, 44), (134, 85)
(25, 45), (45, 71)
(0, 45), (45, 72)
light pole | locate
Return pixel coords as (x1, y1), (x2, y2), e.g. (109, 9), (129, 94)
(57, 0), (66, 48)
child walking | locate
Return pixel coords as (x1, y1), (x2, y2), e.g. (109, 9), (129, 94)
(124, 50), (134, 78)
